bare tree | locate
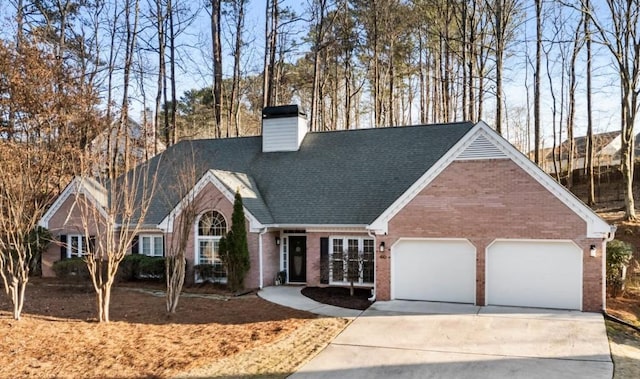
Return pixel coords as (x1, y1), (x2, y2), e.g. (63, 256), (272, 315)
(487, 0), (521, 135)
(75, 0), (159, 323)
(168, 0), (177, 143)
(210, 0), (223, 138)
(153, 0), (167, 148)
(227, 0), (247, 137)
(583, 0), (640, 220)
(262, 0), (279, 111)
(164, 148), (201, 313)
(309, 0), (337, 131)
(534, 0), (542, 164)
(0, 40), (97, 320)
(566, 10), (585, 189)
(584, 0), (596, 205)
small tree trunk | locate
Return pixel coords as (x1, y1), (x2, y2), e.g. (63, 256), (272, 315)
(95, 287), (104, 322)
(102, 285), (112, 322)
(16, 279), (26, 320)
(166, 256), (186, 313)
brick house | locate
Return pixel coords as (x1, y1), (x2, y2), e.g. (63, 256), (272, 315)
(39, 105), (614, 311)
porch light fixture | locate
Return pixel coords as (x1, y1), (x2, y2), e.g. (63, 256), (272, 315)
(275, 237), (281, 246)
(590, 245), (597, 257)
(379, 241), (385, 252)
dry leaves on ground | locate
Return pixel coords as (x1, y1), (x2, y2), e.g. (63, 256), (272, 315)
(0, 280), (346, 379)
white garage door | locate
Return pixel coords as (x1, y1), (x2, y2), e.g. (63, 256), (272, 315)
(392, 239), (476, 304)
(486, 240), (582, 310)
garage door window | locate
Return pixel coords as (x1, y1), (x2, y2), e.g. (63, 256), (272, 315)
(329, 237), (374, 285)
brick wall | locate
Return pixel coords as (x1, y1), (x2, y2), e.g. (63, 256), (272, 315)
(303, 232), (373, 287)
(43, 182), (281, 290)
(42, 195), (106, 277)
(377, 159), (604, 311)
(173, 182), (278, 289)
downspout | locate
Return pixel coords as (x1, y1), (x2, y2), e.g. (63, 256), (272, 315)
(259, 227), (268, 289)
(367, 229), (377, 302)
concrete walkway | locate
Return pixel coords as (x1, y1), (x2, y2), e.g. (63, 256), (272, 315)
(258, 286), (363, 318)
(258, 287), (613, 379)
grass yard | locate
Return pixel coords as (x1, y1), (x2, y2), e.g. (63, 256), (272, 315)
(0, 279), (348, 378)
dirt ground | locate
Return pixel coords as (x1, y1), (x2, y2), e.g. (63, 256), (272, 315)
(0, 279), (348, 379)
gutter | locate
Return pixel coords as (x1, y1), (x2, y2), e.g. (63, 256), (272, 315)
(258, 227), (268, 289)
(367, 229), (377, 302)
(607, 225), (617, 242)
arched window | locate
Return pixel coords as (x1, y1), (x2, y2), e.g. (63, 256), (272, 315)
(196, 211), (227, 282)
(198, 211), (227, 237)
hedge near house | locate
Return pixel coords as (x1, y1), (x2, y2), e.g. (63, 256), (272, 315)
(219, 191), (250, 292)
(607, 239), (633, 297)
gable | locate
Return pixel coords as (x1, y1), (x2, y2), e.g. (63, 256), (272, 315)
(388, 159), (586, 239)
(39, 178), (108, 230)
(158, 170), (265, 233)
(369, 121), (612, 239)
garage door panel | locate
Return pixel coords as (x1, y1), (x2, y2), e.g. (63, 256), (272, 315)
(393, 239), (476, 304)
(486, 241), (582, 310)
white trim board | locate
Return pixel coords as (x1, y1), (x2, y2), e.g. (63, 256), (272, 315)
(158, 169), (264, 233)
(368, 121), (612, 239)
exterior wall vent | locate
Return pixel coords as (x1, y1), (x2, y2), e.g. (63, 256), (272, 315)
(456, 134), (508, 160)
(262, 105), (308, 153)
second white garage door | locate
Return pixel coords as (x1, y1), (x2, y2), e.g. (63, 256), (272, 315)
(392, 239), (476, 304)
(486, 240), (583, 310)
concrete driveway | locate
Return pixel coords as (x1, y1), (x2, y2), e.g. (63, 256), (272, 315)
(290, 301), (613, 379)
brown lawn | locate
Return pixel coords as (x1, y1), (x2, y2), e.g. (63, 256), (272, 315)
(0, 279), (348, 379)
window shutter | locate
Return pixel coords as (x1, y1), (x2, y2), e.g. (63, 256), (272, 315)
(88, 236), (96, 255)
(59, 235), (67, 260)
(161, 235), (166, 257)
(131, 235), (139, 254)
(320, 237), (329, 284)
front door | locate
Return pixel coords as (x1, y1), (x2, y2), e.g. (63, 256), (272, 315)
(288, 236), (307, 282)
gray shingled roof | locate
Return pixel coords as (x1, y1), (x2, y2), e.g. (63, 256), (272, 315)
(139, 122), (475, 226)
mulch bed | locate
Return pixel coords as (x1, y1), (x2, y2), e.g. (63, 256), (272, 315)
(301, 286), (374, 310)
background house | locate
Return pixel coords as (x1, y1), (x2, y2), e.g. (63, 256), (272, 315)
(542, 131), (621, 174)
(90, 115), (166, 174)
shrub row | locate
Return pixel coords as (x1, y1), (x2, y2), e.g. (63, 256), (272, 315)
(118, 254), (165, 281)
(194, 263), (227, 283)
(51, 257), (90, 281)
(52, 255), (166, 282)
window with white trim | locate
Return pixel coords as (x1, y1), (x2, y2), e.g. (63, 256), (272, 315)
(67, 235), (86, 258)
(140, 235), (164, 257)
(329, 237), (375, 285)
(196, 211), (227, 282)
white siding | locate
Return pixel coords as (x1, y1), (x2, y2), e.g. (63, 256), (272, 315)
(262, 116), (308, 152)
